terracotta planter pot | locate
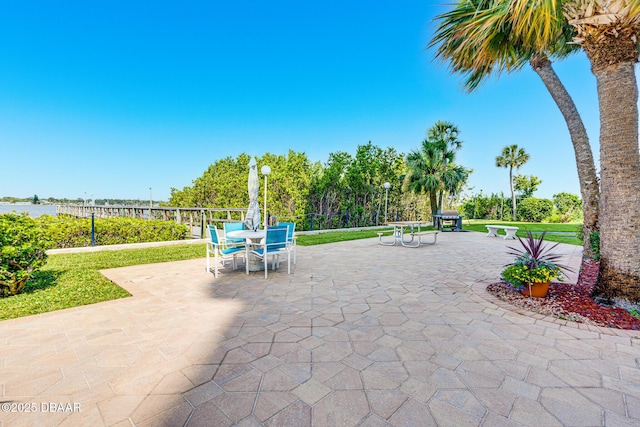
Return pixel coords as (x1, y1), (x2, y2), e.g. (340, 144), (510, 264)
(520, 282), (550, 298)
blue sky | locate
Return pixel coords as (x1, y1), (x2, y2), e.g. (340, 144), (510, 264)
(0, 0), (613, 203)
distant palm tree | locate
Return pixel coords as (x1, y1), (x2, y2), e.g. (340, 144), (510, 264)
(430, 0), (600, 256)
(404, 122), (470, 216)
(427, 121), (464, 210)
(496, 145), (529, 220)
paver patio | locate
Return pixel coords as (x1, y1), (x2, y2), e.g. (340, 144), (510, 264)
(1, 231), (639, 426)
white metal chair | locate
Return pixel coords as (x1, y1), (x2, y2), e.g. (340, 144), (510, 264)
(246, 226), (291, 278)
(206, 225), (245, 278)
(278, 221), (297, 264)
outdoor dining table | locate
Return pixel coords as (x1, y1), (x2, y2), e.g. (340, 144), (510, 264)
(380, 221), (431, 247)
(226, 229), (266, 271)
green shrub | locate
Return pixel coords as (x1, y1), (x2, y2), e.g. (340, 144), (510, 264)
(462, 192), (511, 220)
(553, 192), (582, 222)
(0, 213), (49, 296)
(501, 262), (561, 289)
(546, 212), (565, 223)
(39, 215), (189, 248)
(516, 198), (553, 222)
(547, 210), (583, 223)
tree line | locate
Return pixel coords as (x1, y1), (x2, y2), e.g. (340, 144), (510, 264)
(169, 122), (473, 230)
(169, 121), (580, 232)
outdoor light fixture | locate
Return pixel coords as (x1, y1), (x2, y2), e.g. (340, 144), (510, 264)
(384, 182), (391, 224)
(261, 165), (271, 228)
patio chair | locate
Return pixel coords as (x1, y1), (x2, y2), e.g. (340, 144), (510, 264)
(246, 226), (291, 278)
(223, 221), (246, 248)
(278, 221), (297, 264)
(206, 225), (245, 278)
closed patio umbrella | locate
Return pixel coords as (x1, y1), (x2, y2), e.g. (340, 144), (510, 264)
(244, 157), (261, 231)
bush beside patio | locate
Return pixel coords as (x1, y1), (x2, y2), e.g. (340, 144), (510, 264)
(40, 215), (189, 249)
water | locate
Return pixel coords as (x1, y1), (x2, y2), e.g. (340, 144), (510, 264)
(0, 205), (57, 217)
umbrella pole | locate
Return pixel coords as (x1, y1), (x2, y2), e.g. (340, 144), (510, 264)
(261, 165), (271, 229)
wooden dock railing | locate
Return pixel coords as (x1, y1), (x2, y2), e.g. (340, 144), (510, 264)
(56, 205), (248, 238)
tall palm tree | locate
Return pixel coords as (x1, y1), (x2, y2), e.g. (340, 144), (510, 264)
(496, 144), (529, 220)
(505, 0), (640, 300)
(430, 0), (600, 256)
(427, 121), (464, 209)
(404, 140), (447, 216)
(404, 124), (470, 216)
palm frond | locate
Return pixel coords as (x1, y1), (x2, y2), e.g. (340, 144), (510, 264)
(430, 0), (577, 91)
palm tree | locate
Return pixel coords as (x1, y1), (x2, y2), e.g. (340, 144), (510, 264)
(404, 140), (446, 216)
(427, 121), (464, 209)
(496, 144), (529, 220)
(504, 0), (640, 300)
(430, 0), (600, 256)
(404, 123), (470, 216)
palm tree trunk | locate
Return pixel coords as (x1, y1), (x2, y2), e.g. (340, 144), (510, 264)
(530, 55), (599, 257)
(592, 62), (640, 301)
(429, 191), (438, 219)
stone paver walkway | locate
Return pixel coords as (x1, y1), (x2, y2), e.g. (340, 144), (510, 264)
(1, 231), (639, 426)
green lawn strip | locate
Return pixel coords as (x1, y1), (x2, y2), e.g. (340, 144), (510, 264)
(48, 244), (206, 270)
(0, 268), (129, 320)
(0, 244), (206, 321)
(297, 225), (443, 246)
(462, 220), (582, 245)
(2, 223), (582, 320)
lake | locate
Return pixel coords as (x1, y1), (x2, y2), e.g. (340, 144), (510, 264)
(0, 205), (57, 217)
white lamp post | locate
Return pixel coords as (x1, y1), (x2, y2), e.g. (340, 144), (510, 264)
(149, 187), (152, 220)
(261, 165), (271, 228)
(383, 182), (391, 224)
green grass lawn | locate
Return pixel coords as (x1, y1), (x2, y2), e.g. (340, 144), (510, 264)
(297, 221), (582, 246)
(1, 221), (583, 320)
(0, 244), (205, 321)
(295, 228), (414, 246)
(461, 220), (582, 245)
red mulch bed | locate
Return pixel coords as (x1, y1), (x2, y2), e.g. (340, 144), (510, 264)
(487, 258), (640, 330)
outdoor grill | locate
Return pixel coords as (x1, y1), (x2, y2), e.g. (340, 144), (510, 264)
(432, 210), (463, 232)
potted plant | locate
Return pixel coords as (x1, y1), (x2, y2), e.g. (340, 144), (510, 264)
(501, 231), (572, 298)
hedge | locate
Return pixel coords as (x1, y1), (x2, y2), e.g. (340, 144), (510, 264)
(38, 215), (189, 248)
(516, 198), (554, 223)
